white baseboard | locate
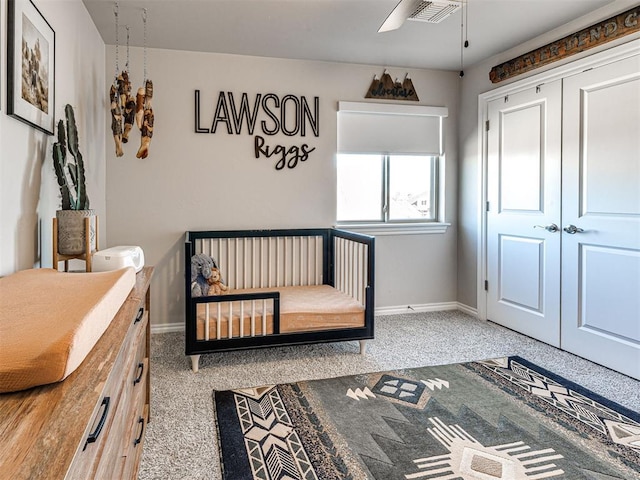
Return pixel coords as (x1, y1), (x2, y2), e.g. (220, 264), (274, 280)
(151, 302), (479, 334)
(151, 322), (184, 334)
(456, 302), (478, 317)
(375, 302), (459, 316)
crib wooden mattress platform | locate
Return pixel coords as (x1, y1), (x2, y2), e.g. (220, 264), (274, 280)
(196, 285), (364, 339)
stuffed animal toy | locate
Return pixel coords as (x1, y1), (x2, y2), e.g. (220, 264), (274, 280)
(190, 253), (216, 297)
(207, 267), (229, 295)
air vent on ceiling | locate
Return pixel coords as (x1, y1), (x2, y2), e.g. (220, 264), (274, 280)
(407, 1), (462, 24)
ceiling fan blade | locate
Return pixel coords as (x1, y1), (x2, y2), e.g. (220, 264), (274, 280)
(378, 0), (422, 33)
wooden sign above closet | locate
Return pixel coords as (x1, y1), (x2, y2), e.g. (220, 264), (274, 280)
(490, 6), (639, 83)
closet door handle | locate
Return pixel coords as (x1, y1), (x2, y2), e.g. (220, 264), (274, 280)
(563, 225), (584, 234)
(84, 397), (110, 450)
(534, 223), (559, 233)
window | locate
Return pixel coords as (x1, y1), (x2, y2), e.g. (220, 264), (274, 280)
(336, 102), (447, 227)
(337, 154), (438, 222)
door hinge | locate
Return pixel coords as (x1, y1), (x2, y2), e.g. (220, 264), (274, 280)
(484, 280), (489, 291)
(485, 120), (490, 131)
(486, 201), (490, 212)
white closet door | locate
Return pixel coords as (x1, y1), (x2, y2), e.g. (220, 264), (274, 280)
(561, 55), (640, 380)
(486, 81), (562, 346)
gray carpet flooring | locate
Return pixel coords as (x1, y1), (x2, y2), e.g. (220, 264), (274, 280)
(138, 311), (640, 480)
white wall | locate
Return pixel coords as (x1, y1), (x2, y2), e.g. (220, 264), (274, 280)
(104, 47), (460, 328)
(0, 0), (105, 276)
(4, 1), (635, 330)
(457, 0), (640, 310)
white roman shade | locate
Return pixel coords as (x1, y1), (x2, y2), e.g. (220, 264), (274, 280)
(337, 101), (448, 155)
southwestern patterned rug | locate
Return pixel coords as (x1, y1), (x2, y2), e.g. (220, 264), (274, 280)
(212, 356), (640, 479)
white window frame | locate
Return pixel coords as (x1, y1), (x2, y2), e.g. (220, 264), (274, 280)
(335, 102), (450, 235)
(336, 153), (439, 223)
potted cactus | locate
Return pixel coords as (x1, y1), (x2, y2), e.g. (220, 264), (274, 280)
(53, 104), (96, 256)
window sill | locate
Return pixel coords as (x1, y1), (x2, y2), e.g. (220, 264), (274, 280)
(335, 222), (451, 236)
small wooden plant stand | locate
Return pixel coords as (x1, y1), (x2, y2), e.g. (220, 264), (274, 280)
(52, 216), (99, 272)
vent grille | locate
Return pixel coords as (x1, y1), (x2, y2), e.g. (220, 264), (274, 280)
(408, 1), (462, 24)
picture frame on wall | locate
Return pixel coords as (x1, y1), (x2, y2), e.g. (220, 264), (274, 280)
(7, 0), (55, 134)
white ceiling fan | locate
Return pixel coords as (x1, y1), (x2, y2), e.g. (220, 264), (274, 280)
(378, 0), (462, 33)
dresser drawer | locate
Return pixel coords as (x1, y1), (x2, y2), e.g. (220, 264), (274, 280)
(65, 336), (130, 479)
(93, 303), (149, 479)
(122, 396), (149, 479)
(66, 290), (150, 480)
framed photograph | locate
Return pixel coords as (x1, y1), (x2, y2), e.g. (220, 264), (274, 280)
(7, 0), (55, 134)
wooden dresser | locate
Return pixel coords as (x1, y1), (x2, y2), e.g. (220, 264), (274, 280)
(0, 267), (153, 479)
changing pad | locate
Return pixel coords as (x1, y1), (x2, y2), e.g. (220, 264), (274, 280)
(0, 267), (136, 393)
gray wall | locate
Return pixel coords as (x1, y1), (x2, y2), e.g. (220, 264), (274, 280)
(104, 47), (461, 328)
(0, 0), (106, 276)
(3, 0), (636, 332)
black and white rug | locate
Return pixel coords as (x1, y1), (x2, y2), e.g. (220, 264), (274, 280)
(213, 356), (640, 479)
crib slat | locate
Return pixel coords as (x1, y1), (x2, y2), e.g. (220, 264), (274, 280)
(293, 237), (298, 286)
(251, 301), (256, 336)
(217, 240), (222, 278)
(217, 303), (221, 340)
(334, 238), (339, 290)
(262, 299), (267, 336)
(284, 237), (288, 287)
(307, 237), (311, 285)
(309, 236), (313, 284)
(341, 238), (346, 292)
(300, 237), (309, 285)
(205, 303), (210, 341)
(244, 238), (248, 289)
(289, 237), (293, 286)
(358, 245), (362, 301)
(228, 302), (233, 339)
(270, 237), (274, 288)
(350, 240), (355, 297)
(240, 302), (245, 338)
(344, 239), (348, 295)
(316, 237), (321, 285)
(251, 238), (255, 288)
(341, 238), (345, 292)
(298, 236), (302, 286)
(236, 238), (240, 289)
(352, 243), (357, 301)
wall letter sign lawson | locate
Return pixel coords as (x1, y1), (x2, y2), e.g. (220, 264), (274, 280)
(490, 6), (639, 83)
(365, 70), (419, 101)
(194, 90), (319, 171)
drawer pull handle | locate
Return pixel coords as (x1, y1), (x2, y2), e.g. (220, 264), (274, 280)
(133, 362), (145, 385)
(134, 307), (144, 324)
(84, 396), (110, 451)
(134, 417), (145, 446)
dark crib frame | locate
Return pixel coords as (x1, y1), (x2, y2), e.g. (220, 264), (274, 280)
(184, 228), (375, 370)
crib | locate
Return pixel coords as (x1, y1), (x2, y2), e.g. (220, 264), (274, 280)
(184, 228), (375, 372)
